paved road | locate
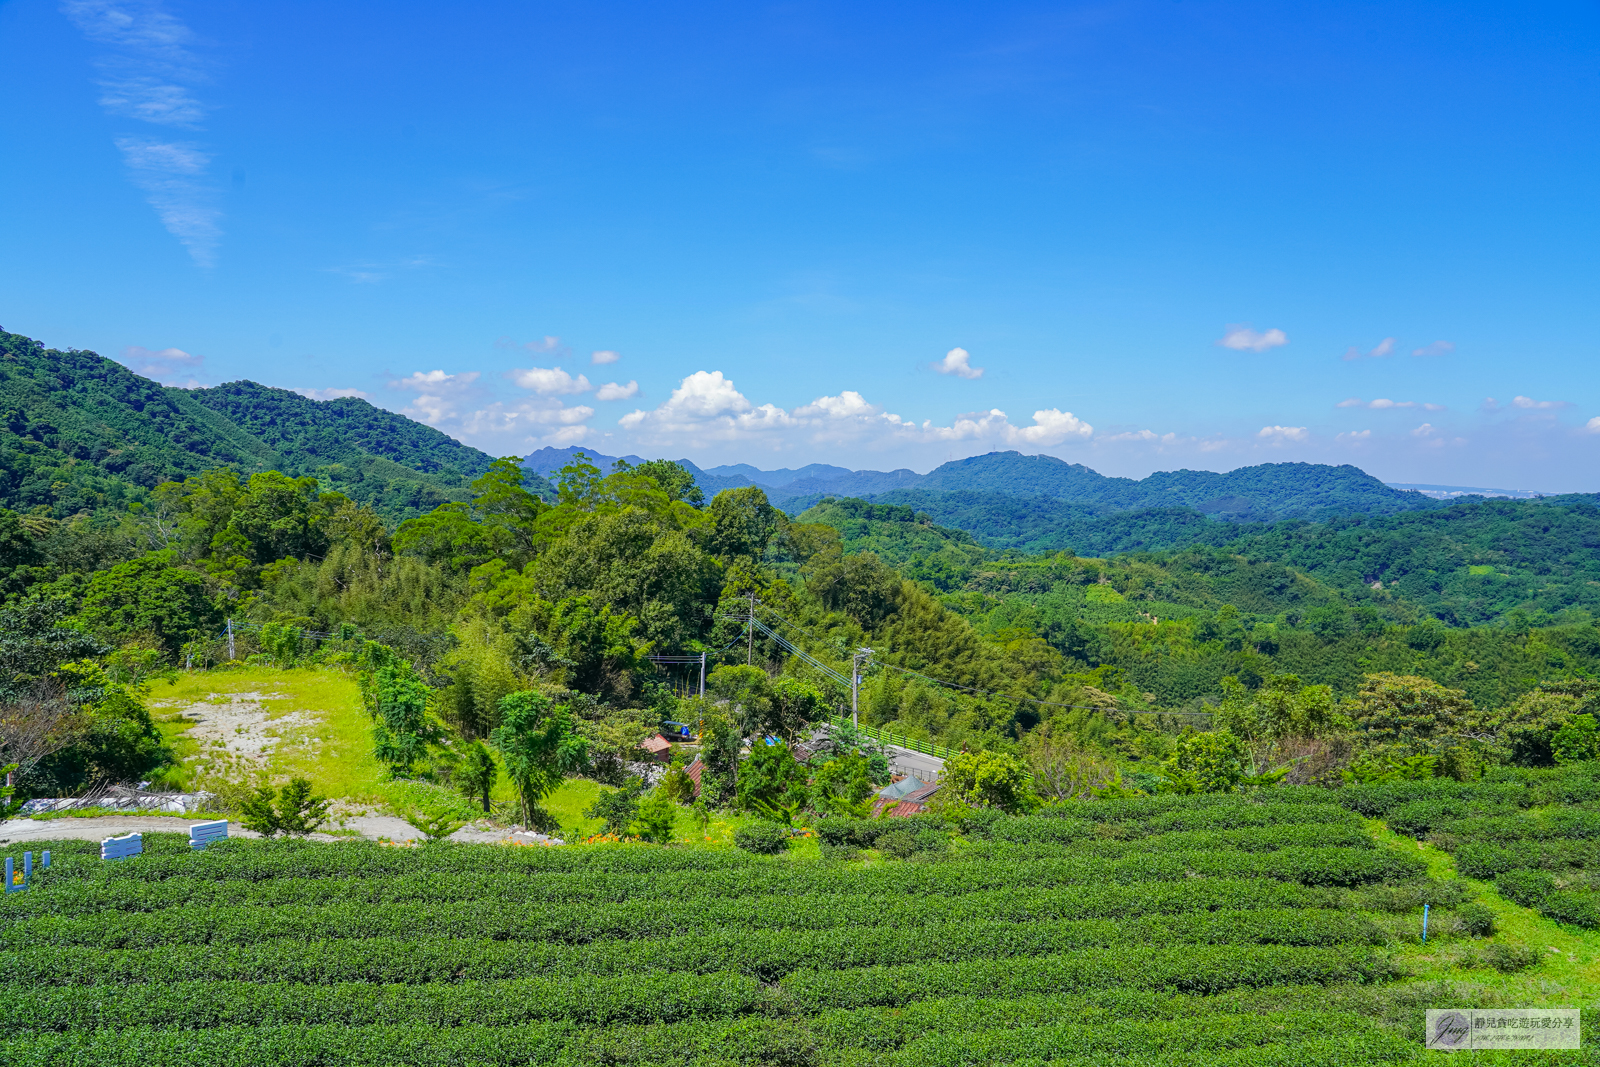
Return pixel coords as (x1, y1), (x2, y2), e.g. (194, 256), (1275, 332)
(814, 722), (945, 782)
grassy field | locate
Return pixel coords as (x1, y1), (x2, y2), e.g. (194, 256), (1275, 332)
(4, 791), (1595, 1065)
(139, 667), (787, 847)
(149, 667), (385, 800)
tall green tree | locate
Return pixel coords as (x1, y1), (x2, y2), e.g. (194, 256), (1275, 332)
(490, 690), (588, 829)
(78, 551), (220, 656)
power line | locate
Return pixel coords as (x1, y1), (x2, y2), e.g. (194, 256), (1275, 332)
(752, 607), (1208, 720)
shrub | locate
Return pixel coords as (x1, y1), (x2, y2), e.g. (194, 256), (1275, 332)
(1484, 943), (1540, 974)
(1355, 879), (1474, 914)
(1493, 868), (1556, 908)
(1455, 902), (1496, 938)
(734, 822), (788, 855)
(238, 778), (330, 838)
(1539, 889), (1600, 928)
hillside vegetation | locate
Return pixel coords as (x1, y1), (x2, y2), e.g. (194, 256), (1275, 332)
(0, 328), (554, 521)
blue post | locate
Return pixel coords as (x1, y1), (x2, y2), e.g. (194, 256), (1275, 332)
(1422, 903), (1429, 943)
(22, 852), (30, 883)
(41, 850), (49, 869)
(3, 857), (10, 892)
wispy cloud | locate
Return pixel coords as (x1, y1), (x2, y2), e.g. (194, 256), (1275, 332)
(933, 347), (984, 379)
(1336, 397), (1446, 411)
(64, 1), (220, 265)
(1258, 425), (1309, 442)
(1217, 324), (1288, 353)
(1511, 395), (1570, 410)
(115, 137), (221, 265)
(1587, 417), (1600, 435)
(591, 350), (621, 365)
(1341, 337), (1396, 361)
(118, 343), (206, 387)
(1482, 395), (1571, 414)
(1413, 340), (1455, 358)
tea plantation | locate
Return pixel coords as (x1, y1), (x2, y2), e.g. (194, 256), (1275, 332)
(5, 783), (1598, 1066)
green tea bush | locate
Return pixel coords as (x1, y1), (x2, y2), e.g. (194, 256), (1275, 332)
(1484, 942), (1541, 974)
(732, 822), (788, 855)
(1454, 902), (1496, 938)
(1455, 840), (1600, 879)
(0, 780), (1496, 1066)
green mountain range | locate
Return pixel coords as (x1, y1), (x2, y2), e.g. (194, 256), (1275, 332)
(0, 328), (553, 520)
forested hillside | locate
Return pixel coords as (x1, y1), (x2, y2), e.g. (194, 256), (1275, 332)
(802, 492), (1600, 628)
(0, 329), (546, 521)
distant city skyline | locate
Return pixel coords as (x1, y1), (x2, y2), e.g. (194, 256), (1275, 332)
(3, 0), (1596, 489)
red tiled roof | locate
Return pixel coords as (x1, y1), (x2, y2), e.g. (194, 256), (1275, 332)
(641, 734), (672, 757)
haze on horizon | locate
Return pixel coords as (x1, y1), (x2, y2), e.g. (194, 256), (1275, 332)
(3, 0), (1596, 490)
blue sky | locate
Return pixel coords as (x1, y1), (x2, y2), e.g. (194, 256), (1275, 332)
(3, 1), (1597, 488)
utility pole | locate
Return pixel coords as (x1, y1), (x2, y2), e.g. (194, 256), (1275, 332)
(226, 618), (235, 661)
(746, 591), (758, 665)
(850, 647), (871, 727)
(698, 651), (706, 698)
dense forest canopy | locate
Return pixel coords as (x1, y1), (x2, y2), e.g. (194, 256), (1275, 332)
(5, 443), (1600, 807)
(2, 324), (1598, 810)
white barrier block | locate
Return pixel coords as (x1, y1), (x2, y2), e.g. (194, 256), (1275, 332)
(190, 820), (229, 850)
(101, 833), (143, 861)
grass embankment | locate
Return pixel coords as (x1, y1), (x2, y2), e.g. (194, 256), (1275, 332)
(134, 667), (788, 846)
(1370, 820), (1600, 1006)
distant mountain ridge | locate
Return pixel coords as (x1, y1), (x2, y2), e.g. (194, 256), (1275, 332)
(523, 444), (1441, 525)
(0, 328), (541, 520)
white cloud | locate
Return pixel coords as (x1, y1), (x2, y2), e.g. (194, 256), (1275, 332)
(392, 369), (479, 392)
(1353, 398), (1447, 411)
(793, 391), (881, 419)
(1341, 337), (1396, 361)
(98, 77), (205, 125)
(522, 336), (564, 354)
(1337, 430), (1372, 442)
(1413, 340), (1455, 358)
(460, 400), (594, 435)
(389, 369), (481, 426)
(294, 387), (369, 401)
(1258, 425), (1309, 442)
(595, 380), (639, 401)
(509, 365), (592, 396)
(1412, 423), (1437, 437)
(623, 370), (753, 429)
(1217, 325), (1288, 352)
(617, 371), (1092, 449)
(115, 137), (221, 266)
(66, 2), (219, 264)
(933, 347), (984, 379)
(1097, 429), (1179, 445)
(1009, 408), (1094, 444)
(119, 344), (205, 386)
(1587, 417), (1600, 434)
(1511, 395), (1569, 410)
(591, 349), (620, 365)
